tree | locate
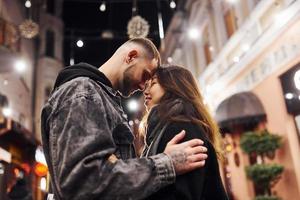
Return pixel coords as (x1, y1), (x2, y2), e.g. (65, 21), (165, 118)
(240, 130), (283, 200)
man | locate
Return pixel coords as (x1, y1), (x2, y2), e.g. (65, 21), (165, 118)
(41, 38), (207, 200)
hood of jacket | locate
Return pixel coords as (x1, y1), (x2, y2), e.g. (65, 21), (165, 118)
(53, 62), (113, 90)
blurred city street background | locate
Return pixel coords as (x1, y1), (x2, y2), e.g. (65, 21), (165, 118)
(0, 0), (300, 199)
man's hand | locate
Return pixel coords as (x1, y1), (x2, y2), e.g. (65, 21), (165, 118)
(164, 130), (208, 175)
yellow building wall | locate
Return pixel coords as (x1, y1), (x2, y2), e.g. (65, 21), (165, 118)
(252, 57), (300, 199)
(212, 18), (300, 200)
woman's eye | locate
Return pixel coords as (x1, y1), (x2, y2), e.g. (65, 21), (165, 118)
(145, 82), (149, 88)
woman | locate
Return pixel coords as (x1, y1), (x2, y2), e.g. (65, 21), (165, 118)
(141, 65), (228, 200)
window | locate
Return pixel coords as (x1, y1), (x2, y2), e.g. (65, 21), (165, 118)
(204, 43), (212, 66)
(0, 162), (7, 200)
(254, 0), (262, 5)
(0, 18), (20, 52)
(0, 94), (8, 123)
(46, 0), (55, 15)
(19, 113), (25, 125)
(0, 19), (5, 46)
(224, 8), (237, 39)
(280, 63), (300, 115)
(5, 23), (19, 52)
(0, 94), (8, 108)
(295, 115), (300, 139)
(203, 27), (212, 66)
(45, 30), (55, 58)
(192, 44), (199, 69)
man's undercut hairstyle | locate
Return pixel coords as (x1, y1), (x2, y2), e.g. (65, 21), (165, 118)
(125, 37), (161, 65)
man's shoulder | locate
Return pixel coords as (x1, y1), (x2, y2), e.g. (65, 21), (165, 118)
(62, 76), (101, 89)
(56, 77), (105, 96)
(47, 77), (106, 106)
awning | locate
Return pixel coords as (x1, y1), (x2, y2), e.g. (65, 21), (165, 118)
(215, 92), (266, 130)
(0, 93), (8, 107)
(0, 147), (11, 163)
(0, 118), (38, 162)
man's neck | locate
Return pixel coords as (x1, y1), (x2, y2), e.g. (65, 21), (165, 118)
(98, 59), (120, 90)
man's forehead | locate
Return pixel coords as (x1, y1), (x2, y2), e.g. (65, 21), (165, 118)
(148, 58), (159, 75)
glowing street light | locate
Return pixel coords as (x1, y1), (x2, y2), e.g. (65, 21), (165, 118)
(70, 58), (75, 65)
(2, 107), (12, 117)
(242, 44), (250, 52)
(188, 28), (199, 40)
(76, 39), (84, 48)
(35, 147), (47, 166)
(127, 99), (139, 112)
(167, 57), (173, 63)
(285, 93), (294, 100)
(14, 60), (26, 73)
(275, 9), (291, 27)
(25, 0), (31, 8)
(226, 0), (238, 4)
(99, 2), (106, 12)
(129, 120), (134, 126)
(294, 70), (300, 90)
(233, 56), (240, 63)
(170, 0), (176, 9)
(40, 177), (47, 191)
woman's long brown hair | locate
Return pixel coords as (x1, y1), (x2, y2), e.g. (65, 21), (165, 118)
(144, 65), (223, 159)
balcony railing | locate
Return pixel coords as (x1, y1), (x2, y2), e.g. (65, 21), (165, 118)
(200, 0), (300, 108)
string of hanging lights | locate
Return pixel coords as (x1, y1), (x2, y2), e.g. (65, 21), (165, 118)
(19, 0), (39, 39)
(65, 0), (179, 65)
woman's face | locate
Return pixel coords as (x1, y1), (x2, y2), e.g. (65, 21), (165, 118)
(143, 77), (165, 111)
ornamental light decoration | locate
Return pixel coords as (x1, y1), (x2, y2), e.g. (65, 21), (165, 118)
(127, 0), (149, 38)
(19, 1), (39, 39)
(19, 19), (39, 39)
(127, 15), (150, 38)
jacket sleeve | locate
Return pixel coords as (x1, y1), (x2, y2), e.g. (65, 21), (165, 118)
(44, 80), (175, 200)
(156, 122), (207, 200)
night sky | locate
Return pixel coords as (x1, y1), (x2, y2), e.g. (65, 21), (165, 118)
(63, 0), (177, 67)
(62, 0), (178, 118)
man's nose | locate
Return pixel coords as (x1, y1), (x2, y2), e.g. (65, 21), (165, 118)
(138, 83), (146, 91)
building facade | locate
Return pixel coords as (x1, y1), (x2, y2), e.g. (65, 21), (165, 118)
(162, 0), (300, 199)
(0, 0), (63, 199)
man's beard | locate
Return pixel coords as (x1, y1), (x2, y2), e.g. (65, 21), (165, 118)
(118, 68), (135, 97)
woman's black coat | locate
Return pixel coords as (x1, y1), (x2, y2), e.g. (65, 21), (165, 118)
(142, 107), (228, 200)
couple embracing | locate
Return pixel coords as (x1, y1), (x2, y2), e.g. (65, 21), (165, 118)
(41, 38), (228, 200)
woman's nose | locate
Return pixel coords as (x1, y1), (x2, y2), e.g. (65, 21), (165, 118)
(144, 86), (150, 95)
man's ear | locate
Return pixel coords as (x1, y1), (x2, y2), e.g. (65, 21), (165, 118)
(125, 50), (138, 64)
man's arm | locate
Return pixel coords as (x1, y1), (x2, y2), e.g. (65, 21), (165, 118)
(160, 123), (208, 199)
(164, 130), (207, 175)
(45, 82), (206, 200)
